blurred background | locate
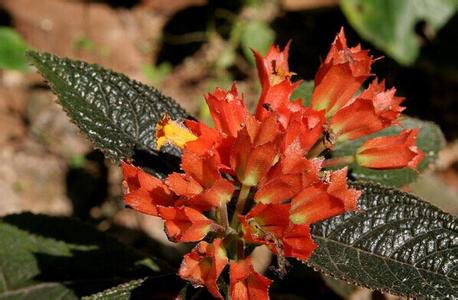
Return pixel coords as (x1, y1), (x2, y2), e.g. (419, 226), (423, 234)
(0, 0), (456, 299)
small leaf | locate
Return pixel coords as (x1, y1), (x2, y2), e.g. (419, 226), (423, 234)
(341, 0), (456, 65)
(291, 80), (314, 106)
(0, 26), (29, 71)
(330, 117), (446, 187)
(27, 51), (189, 174)
(240, 20), (275, 64)
(0, 213), (160, 299)
(308, 182), (458, 299)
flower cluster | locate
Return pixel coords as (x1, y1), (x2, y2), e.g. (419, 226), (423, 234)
(121, 29), (424, 299)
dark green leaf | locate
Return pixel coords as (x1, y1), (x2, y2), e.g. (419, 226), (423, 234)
(27, 51), (189, 173)
(0, 213), (160, 299)
(341, 0), (456, 65)
(309, 182), (458, 299)
(0, 27), (29, 71)
(330, 117), (445, 187)
(82, 278), (147, 300)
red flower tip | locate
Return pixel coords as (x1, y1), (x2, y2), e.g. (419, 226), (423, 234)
(356, 129), (425, 170)
(121, 161), (174, 216)
(254, 42), (302, 125)
(229, 257), (272, 300)
(330, 79), (405, 141)
(282, 224), (317, 261)
(205, 84), (248, 138)
(178, 239), (228, 299)
(311, 27), (374, 116)
(158, 206), (214, 242)
(254, 41), (293, 88)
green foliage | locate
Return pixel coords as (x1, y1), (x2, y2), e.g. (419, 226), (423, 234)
(309, 182), (458, 299)
(142, 62), (172, 85)
(0, 27), (29, 71)
(331, 117), (446, 187)
(0, 213), (159, 299)
(341, 0), (456, 65)
(291, 80), (314, 106)
(240, 20), (275, 64)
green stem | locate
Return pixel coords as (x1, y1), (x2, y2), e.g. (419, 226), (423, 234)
(230, 185), (251, 228)
(307, 140), (327, 158)
(218, 204), (230, 232)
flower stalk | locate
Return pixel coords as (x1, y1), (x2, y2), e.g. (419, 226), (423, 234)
(231, 184), (251, 228)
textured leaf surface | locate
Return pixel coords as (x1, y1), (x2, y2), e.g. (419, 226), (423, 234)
(331, 117), (445, 187)
(341, 0), (456, 65)
(0, 213), (159, 299)
(309, 182), (458, 299)
(27, 51), (189, 165)
(82, 279), (146, 300)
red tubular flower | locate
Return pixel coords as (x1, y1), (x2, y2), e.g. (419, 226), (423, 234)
(121, 162), (175, 216)
(281, 108), (326, 156)
(205, 84), (248, 138)
(356, 129), (425, 169)
(178, 238), (228, 299)
(254, 43), (302, 126)
(290, 168), (360, 225)
(158, 206), (216, 242)
(229, 257), (272, 300)
(240, 204), (290, 245)
(240, 204), (317, 262)
(181, 178), (235, 212)
(330, 79), (405, 142)
(310, 28), (374, 117)
(230, 114), (283, 187)
(254, 155), (322, 205)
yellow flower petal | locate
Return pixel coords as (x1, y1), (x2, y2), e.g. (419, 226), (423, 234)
(155, 116), (197, 150)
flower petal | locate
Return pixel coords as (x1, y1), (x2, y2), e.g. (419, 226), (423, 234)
(290, 168), (360, 225)
(181, 178), (235, 211)
(205, 84), (248, 138)
(356, 129), (425, 169)
(240, 204), (290, 245)
(282, 224), (317, 261)
(255, 155), (321, 204)
(121, 162), (175, 216)
(229, 257), (272, 300)
(158, 206), (214, 242)
(156, 116), (197, 150)
(178, 238), (228, 299)
(230, 125), (279, 187)
(311, 28), (374, 116)
(282, 108), (325, 156)
(330, 79), (404, 141)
